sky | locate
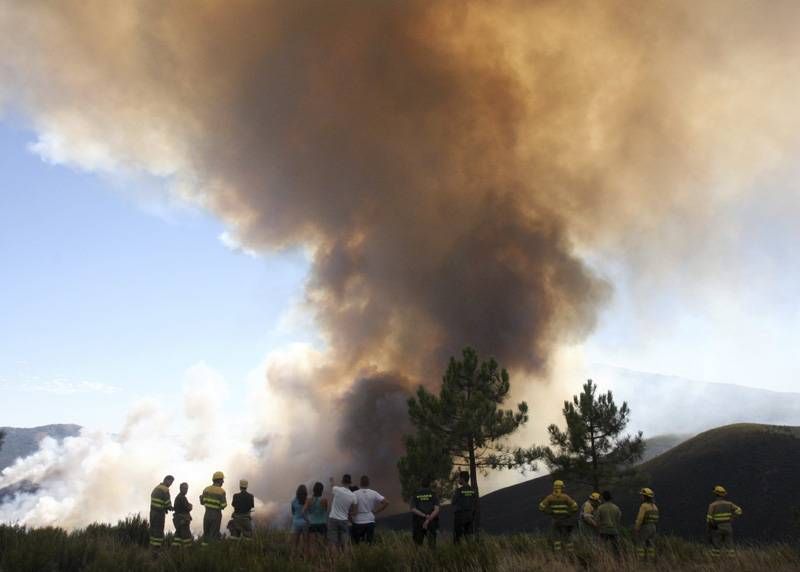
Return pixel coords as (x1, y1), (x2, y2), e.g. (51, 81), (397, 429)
(2, 110), (798, 432)
(0, 117), (311, 430)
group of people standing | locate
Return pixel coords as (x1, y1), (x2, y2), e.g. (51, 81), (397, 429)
(149, 471), (742, 557)
(289, 474), (389, 549)
(408, 471), (478, 548)
(148, 471), (254, 548)
(539, 480), (743, 560)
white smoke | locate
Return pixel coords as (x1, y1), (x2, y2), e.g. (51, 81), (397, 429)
(0, 351), (334, 531)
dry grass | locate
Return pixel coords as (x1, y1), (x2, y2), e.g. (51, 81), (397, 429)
(0, 517), (797, 572)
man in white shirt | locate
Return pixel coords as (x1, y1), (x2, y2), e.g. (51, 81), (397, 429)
(328, 474), (357, 549)
(351, 475), (389, 544)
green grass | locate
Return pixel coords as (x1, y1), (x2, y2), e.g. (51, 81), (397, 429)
(0, 517), (798, 571)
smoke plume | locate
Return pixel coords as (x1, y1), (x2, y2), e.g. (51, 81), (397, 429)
(2, 0), (800, 527)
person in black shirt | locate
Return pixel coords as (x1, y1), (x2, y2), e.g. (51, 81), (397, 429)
(452, 471), (477, 543)
(228, 479), (255, 540)
(411, 477), (440, 548)
(172, 482), (193, 547)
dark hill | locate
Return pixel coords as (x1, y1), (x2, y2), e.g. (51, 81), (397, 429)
(0, 424), (81, 471)
(379, 424), (800, 541)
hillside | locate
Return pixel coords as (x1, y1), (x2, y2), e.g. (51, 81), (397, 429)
(0, 425), (81, 471)
(379, 423), (800, 541)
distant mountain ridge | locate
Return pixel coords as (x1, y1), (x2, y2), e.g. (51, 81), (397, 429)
(0, 424), (81, 471)
(595, 365), (800, 436)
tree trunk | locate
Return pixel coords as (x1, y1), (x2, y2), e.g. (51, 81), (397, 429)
(589, 426), (599, 491)
(468, 434), (480, 538)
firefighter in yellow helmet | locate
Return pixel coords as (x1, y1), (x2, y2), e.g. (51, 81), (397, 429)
(579, 492), (601, 535)
(149, 475), (174, 548)
(200, 471), (228, 545)
(634, 487), (659, 561)
(706, 485), (742, 558)
(538, 479), (578, 555)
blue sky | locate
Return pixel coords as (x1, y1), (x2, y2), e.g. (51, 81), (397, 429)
(0, 118), (310, 429)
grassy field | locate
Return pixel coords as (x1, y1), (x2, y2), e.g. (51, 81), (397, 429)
(0, 517), (798, 572)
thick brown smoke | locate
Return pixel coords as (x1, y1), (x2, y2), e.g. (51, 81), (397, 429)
(3, 0), (800, 503)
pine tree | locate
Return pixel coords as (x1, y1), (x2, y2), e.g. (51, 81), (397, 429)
(397, 347), (530, 528)
(541, 379), (644, 491)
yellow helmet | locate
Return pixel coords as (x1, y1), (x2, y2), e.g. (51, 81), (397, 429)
(640, 487), (654, 498)
(553, 479), (565, 490)
(240, 479), (248, 488)
(213, 471), (225, 481)
(590, 492), (601, 501)
(713, 485), (727, 497)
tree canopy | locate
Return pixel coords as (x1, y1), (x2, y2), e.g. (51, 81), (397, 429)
(540, 379), (644, 491)
(398, 347), (530, 505)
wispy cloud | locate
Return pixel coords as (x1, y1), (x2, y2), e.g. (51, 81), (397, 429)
(11, 378), (119, 395)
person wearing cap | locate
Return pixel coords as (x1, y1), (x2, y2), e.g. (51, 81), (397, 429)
(411, 476), (440, 548)
(200, 471), (228, 545)
(706, 485), (743, 558)
(172, 482), (193, 547)
(634, 487), (659, 561)
(149, 475), (174, 549)
(538, 479), (578, 555)
(228, 479), (254, 541)
(579, 492), (601, 535)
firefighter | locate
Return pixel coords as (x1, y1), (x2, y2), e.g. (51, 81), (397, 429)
(579, 492), (601, 535)
(410, 477), (440, 548)
(149, 475), (174, 549)
(172, 482), (193, 547)
(538, 479), (578, 555)
(634, 487), (659, 561)
(228, 479), (254, 541)
(707, 485), (743, 558)
(452, 471), (477, 544)
(200, 471), (228, 545)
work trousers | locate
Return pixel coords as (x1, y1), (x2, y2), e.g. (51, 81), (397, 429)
(600, 533), (620, 558)
(412, 515), (438, 548)
(710, 523), (735, 558)
(202, 509), (222, 545)
(351, 522), (375, 544)
(172, 513), (192, 547)
(636, 524), (656, 560)
(149, 509), (166, 548)
(453, 512), (474, 544)
(551, 522), (575, 554)
(636, 524), (657, 560)
(228, 514), (253, 540)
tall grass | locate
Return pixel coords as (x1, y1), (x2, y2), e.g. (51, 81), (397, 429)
(0, 518), (797, 572)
